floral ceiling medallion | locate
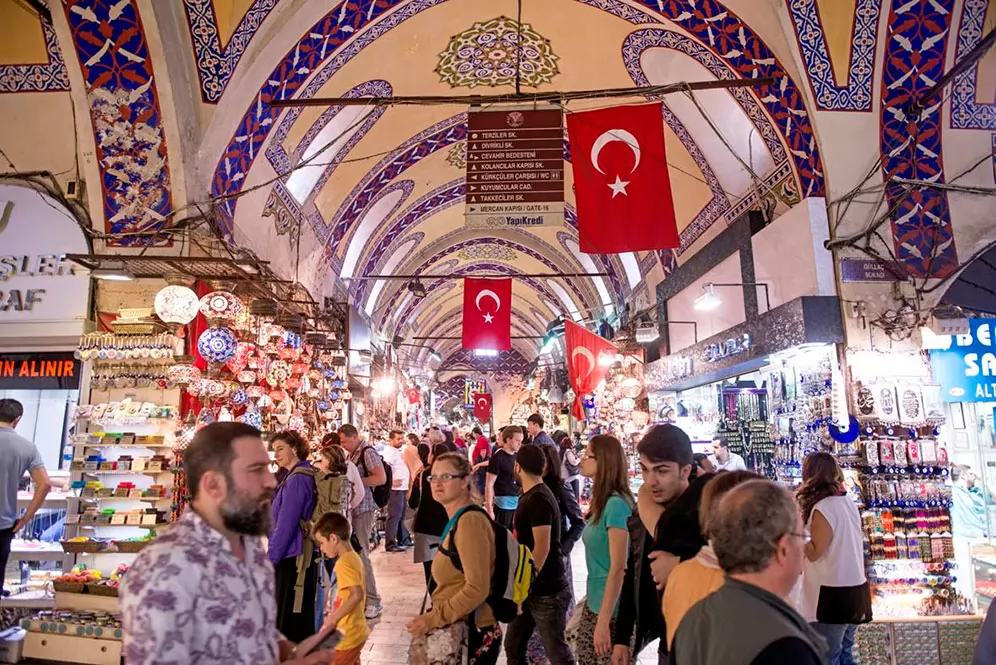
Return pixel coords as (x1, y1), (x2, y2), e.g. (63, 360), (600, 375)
(447, 141), (467, 170)
(457, 245), (518, 262)
(436, 16), (559, 89)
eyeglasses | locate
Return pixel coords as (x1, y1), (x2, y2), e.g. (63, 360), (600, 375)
(789, 528), (812, 544)
(427, 473), (468, 483)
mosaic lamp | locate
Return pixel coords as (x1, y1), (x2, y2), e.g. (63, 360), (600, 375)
(155, 283), (200, 327)
(197, 326), (239, 364)
(199, 290), (245, 322)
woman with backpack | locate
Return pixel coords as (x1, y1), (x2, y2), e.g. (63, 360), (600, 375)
(573, 435), (634, 665)
(407, 452), (502, 665)
(410, 443), (450, 589)
(269, 430), (318, 643)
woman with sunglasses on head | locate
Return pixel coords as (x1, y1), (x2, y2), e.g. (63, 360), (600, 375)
(407, 453), (502, 665)
(573, 436), (634, 665)
(796, 452), (871, 665)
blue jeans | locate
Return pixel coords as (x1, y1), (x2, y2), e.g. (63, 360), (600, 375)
(386, 489), (410, 548)
(811, 622), (858, 665)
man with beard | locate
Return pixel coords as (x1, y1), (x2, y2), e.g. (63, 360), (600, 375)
(120, 423), (331, 665)
(612, 424), (709, 665)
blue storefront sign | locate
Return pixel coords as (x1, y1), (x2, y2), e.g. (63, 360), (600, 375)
(929, 319), (996, 401)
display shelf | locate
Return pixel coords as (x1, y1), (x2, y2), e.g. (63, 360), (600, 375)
(81, 469), (174, 477)
(16, 493), (71, 508)
(1, 591), (54, 609)
(72, 443), (173, 449)
(78, 496), (166, 504)
(10, 549), (67, 562)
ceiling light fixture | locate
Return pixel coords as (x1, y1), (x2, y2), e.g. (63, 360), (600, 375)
(693, 283), (722, 311)
(90, 261), (134, 282)
(429, 348), (443, 362)
(407, 278), (427, 299)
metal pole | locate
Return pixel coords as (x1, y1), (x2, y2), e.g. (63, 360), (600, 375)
(269, 78), (775, 108)
(346, 272), (610, 280)
(711, 282), (772, 313)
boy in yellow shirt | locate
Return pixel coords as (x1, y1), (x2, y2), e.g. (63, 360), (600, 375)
(295, 513), (370, 665)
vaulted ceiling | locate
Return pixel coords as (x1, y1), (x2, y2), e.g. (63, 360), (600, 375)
(6, 0), (993, 365)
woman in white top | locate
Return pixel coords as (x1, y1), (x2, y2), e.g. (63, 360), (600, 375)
(796, 452), (872, 665)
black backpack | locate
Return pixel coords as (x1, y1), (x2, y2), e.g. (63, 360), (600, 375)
(358, 445), (392, 508)
(437, 505), (534, 623)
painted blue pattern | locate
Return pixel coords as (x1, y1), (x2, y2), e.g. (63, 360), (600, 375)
(0, 20), (70, 93)
(951, 0), (996, 130)
(785, 0), (882, 111)
(183, 0), (281, 103)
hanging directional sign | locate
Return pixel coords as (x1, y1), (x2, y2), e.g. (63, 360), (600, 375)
(465, 108), (564, 229)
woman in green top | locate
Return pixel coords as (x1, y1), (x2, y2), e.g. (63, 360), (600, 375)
(576, 435), (634, 664)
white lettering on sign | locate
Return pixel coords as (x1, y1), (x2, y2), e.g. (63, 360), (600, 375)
(0, 289), (45, 311)
(704, 334), (752, 362)
(0, 254), (77, 281)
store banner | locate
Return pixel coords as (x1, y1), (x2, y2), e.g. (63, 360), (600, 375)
(929, 318), (996, 401)
(0, 352), (81, 389)
(406, 387), (420, 405)
(473, 392), (492, 421)
(564, 320), (617, 420)
(464, 379), (487, 407)
(462, 277), (512, 351)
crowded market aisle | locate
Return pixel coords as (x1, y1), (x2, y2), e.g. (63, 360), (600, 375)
(361, 543), (661, 665)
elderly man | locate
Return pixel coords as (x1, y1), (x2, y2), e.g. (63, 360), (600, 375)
(669, 480), (828, 665)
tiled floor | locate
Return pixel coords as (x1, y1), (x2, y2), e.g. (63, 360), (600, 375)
(362, 541), (660, 665)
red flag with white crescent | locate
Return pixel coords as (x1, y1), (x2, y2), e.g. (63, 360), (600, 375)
(564, 320), (617, 420)
(566, 102), (678, 253)
(407, 388), (420, 405)
(473, 392), (492, 421)
(462, 278), (512, 351)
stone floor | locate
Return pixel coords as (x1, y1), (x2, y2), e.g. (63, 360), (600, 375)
(362, 541), (660, 665)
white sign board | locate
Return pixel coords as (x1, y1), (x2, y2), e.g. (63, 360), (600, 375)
(0, 184), (91, 341)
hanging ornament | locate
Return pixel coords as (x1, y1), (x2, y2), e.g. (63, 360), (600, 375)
(154, 283), (200, 327)
(199, 290), (244, 322)
(217, 406), (234, 423)
(241, 406), (262, 429)
(237, 370), (257, 385)
(231, 389), (249, 406)
(198, 326), (239, 364)
(227, 342), (255, 374)
(166, 363), (201, 386)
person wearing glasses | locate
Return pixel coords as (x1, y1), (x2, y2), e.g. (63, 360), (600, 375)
(407, 453), (503, 665)
(574, 435), (634, 665)
(796, 453), (871, 665)
(670, 480), (829, 665)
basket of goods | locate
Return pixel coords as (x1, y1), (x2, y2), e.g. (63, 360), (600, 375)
(91, 564), (129, 596)
(61, 537), (102, 554)
(54, 565), (103, 593)
(115, 538), (151, 553)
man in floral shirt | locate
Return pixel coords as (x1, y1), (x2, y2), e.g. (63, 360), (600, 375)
(120, 423), (330, 665)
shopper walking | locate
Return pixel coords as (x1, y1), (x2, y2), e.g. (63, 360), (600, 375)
(527, 413), (556, 447)
(120, 423), (331, 665)
(269, 430), (318, 643)
(613, 425), (708, 665)
(663, 470), (759, 648)
(407, 453), (503, 665)
(485, 425), (523, 529)
(383, 430), (412, 552)
(404, 433), (423, 488)
(670, 480), (829, 665)
(339, 424), (385, 619)
(410, 443), (450, 588)
(556, 431), (583, 502)
(0, 399), (51, 596)
(796, 453), (872, 665)
(471, 426), (492, 494)
(574, 435), (634, 665)
(506, 444), (575, 665)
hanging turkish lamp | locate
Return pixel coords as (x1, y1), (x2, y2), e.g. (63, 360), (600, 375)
(166, 358), (201, 386)
(199, 289), (245, 322)
(237, 369), (257, 385)
(154, 277), (200, 330)
(240, 405), (262, 429)
(197, 325), (239, 371)
(175, 410), (197, 447)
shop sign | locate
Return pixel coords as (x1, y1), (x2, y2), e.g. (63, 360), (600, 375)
(929, 319), (996, 401)
(840, 258), (904, 282)
(465, 108), (565, 229)
(704, 334), (751, 362)
(0, 352), (81, 389)
(464, 378), (488, 407)
(0, 185), (90, 328)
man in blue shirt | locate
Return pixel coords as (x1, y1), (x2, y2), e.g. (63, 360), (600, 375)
(527, 413), (556, 448)
(0, 398), (51, 595)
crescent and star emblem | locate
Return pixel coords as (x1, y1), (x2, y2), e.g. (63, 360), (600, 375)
(475, 289), (501, 324)
(571, 347), (596, 379)
(476, 397), (489, 409)
(590, 129), (641, 199)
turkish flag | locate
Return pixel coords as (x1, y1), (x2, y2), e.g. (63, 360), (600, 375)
(564, 320), (617, 420)
(462, 278), (512, 351)
(473, 392), (492, 421)
(566, 102), (678, 253)
(407, 388), (420, 405)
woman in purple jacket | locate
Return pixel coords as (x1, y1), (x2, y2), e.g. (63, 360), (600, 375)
(269, 430), (317, 643)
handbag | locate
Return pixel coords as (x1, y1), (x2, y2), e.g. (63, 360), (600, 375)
(409, 621), (468, 665)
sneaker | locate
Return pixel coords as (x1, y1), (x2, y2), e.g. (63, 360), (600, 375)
(365, 603), (383, 619)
